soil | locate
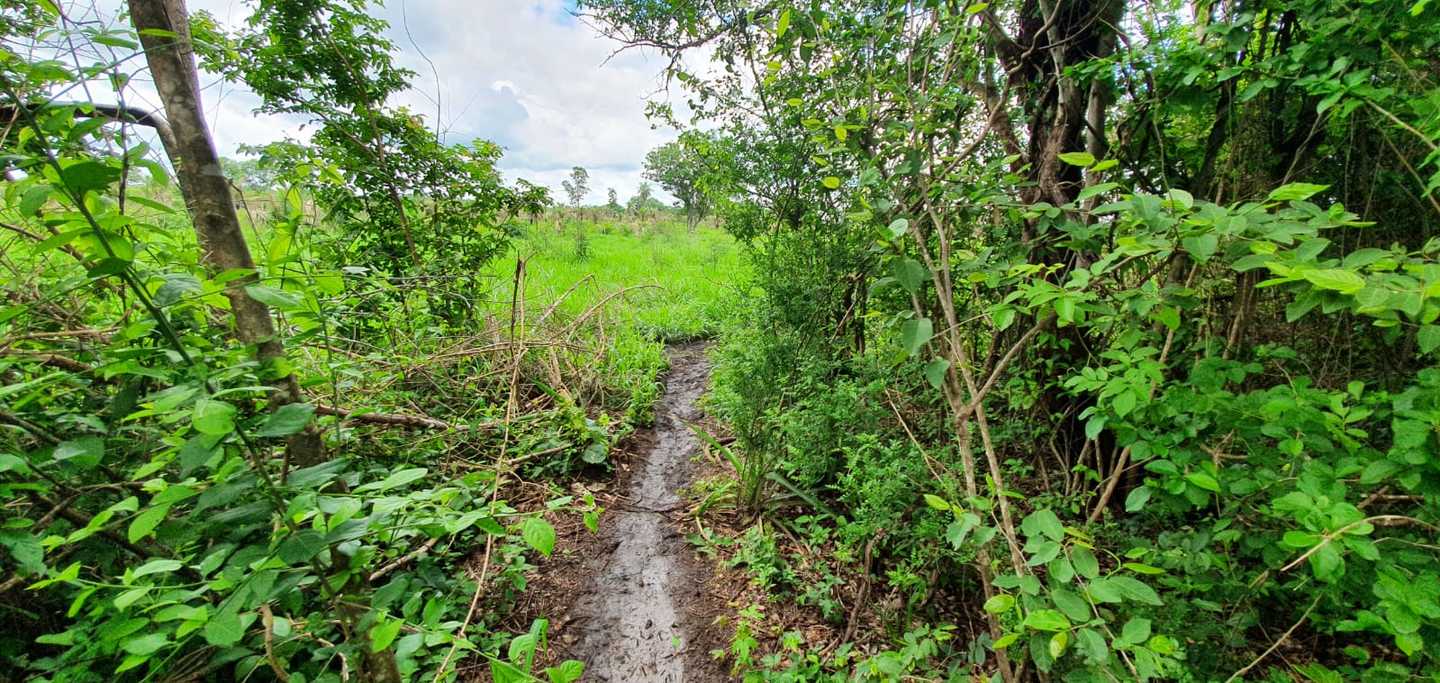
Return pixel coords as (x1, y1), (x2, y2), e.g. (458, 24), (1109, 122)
(511, 343), (731, 682)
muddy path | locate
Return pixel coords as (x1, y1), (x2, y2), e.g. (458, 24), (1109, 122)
(520, 343), (727, 682)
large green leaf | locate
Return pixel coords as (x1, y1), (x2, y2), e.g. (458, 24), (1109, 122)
(1023, 609), (1071, 632)
(203, 608), (244, 647)
(53, 436), (103, 468)
(522, 516), (556, 557)
(255, 403), (315, 437)
(192, 399), (237, 436)
(900, 317), (933, 356)
(369, 617), (403, 652)
(1301, 268), (1365, 294)
(1021, 509), (1065, 542)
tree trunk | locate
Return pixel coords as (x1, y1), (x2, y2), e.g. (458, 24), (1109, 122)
(128, 0), (323, 466)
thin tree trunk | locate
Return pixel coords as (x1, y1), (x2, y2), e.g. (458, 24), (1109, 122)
(128, 0), (323, 465)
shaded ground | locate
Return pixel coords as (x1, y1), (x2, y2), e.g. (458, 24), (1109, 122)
(514, 344), (729, 681)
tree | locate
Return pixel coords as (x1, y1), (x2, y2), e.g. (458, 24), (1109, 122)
(129, 0), (322, 465)
(582, 0), (1440, 680)
(197, 0), (510, 282)
(606, 187), (622, 216)
(561, 165), (590, 207)
(510, 178), (554, 224)
(626, 181), (658, 216)
(643, 133), (711, 231)
(219, 155), (280, 190)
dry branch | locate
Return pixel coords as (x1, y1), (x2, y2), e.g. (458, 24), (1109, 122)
(314, 404), (489, 431)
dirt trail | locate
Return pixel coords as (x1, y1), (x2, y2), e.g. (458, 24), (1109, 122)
(558, 343), (723, 682)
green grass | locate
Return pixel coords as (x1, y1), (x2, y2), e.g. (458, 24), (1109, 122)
(489, 216), (745, 341)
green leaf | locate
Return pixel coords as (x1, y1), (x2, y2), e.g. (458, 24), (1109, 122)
(821, 176), (841, 189)
(1417, 325), (1440, 354)
(256, 403), (315, 437)
(59, 159), (122, 193)
(923, 358), (950, 389)
(1021, 509), (1065, 542)
(545, 660), (585, 683)
(1076, 627), (1107, 662)
(1309, 542), (1344, 581)
(0, 530), (44, 575)
(133, 559), (183, 577)
(1071, 547), (1100, 579)
(1058, 152), (1096, 167)
(19, 184), (51, 215)
(900, 317), (933, 356)
(192, 399), (237, 436)
(1182, 233), (1218, 262)
(1052, 588), (1091, 622)
(1117, 618), (1152, 647)
(355, 467), (429, 493)
(1124, 486), (1151, 512)
(204, 608), (244, 647)
(581, 442), (608, 464)
(522, 516), (556, 557)
(492, 660), (528, 683)
(177, 434), (221, 477)
(1122, 562), (1166, 575)
(1395, 632), (1423, 657)
(245, 284), (303, 310)
(775, 9), (791, 37)
(993, 306), (1017, 331)
(887, 217), (909, 238)
(993, 632), (1020, 649)
(370, 617), (403, 652)
(53, 436), (103, 467)
(1112, 390), (1137, 417)
(1301, 268), (1365, 294)
(891, 257), (926, 294)
(1086, 577), (1122, 603)
(1282, 530), (1320, 549)
(1023, 609), (1071, 632)
(1268, 183), (1329, 202)
(128, 505), (171, 543)
(923, 494), (951, 511)
(122, 632), (169, 656)
(983, 594), (1015, 614)
(1185, 471), (1221, 493)
(1109, 575), (1163, 606)
(78, 230), (134, 264)
(1077, 182), (1119, 201)
(1164, 189), (1194, 209)
(1049, 631), (1069, 658)
(278, 529), (328, 564)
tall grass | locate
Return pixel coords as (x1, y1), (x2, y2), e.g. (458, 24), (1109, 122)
(490, 217), (745, 341)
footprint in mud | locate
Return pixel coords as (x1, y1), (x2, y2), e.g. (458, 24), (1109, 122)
(564, 344), (716, 682)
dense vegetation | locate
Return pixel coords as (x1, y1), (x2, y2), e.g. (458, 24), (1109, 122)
(580, 0), (1440, 681)
(0, 2), (739, 680)
(3, 0), (1439, 681)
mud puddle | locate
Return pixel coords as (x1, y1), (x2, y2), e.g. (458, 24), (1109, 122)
(549, 343), (724, 682)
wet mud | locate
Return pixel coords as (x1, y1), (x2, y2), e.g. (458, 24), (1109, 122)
(561, 343), (721, 682)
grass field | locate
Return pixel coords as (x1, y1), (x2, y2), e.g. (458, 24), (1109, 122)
(489, 216), (746, 340)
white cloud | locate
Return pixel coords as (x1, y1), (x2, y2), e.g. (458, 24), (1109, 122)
(203, 0), (684, 202)
(87, 0), (686, 203)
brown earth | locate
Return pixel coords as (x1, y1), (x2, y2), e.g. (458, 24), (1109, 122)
(509, 343), (732, 682)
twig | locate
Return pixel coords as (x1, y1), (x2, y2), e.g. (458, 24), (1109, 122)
(1223, 594), (1321, 683)
(368, 537), (442, 583)
(260, 604), (291, 682)
(313, 404), (483, 431)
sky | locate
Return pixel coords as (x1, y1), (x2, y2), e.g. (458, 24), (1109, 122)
(93, 0), (683, 204)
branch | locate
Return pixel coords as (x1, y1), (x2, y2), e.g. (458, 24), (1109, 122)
(0, 101), (177, 156)
(314, 404), (487, 431)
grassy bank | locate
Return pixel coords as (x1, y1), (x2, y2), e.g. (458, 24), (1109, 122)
(490, 217), (745, 341)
